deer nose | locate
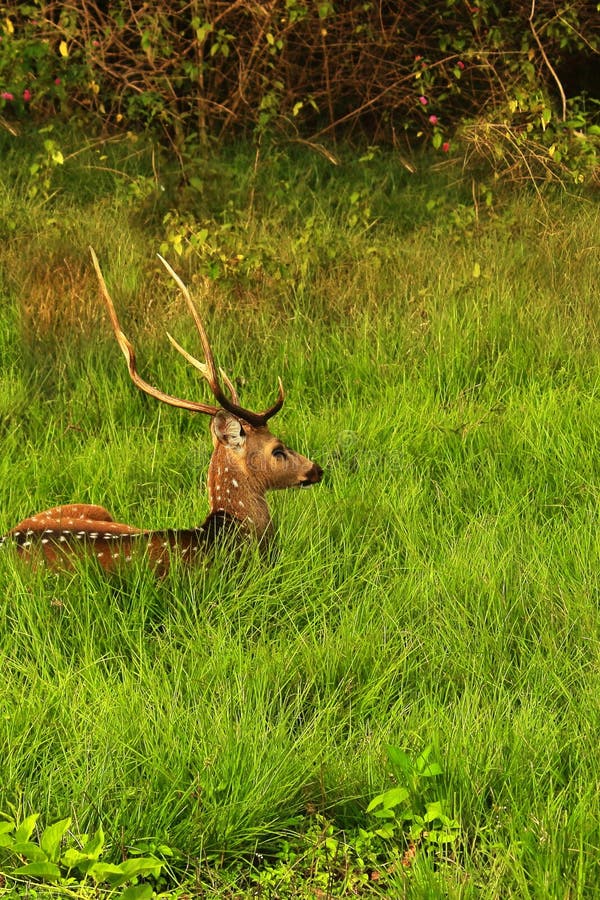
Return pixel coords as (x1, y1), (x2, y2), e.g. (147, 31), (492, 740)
(301, 463), (323, 486)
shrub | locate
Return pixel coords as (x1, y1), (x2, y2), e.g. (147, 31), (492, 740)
(1, 1), (598, 181)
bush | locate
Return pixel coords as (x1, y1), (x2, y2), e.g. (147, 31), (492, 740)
(1, 1), (598, 182)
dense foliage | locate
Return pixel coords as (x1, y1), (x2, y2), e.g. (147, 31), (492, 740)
(1, 1), (599, 181)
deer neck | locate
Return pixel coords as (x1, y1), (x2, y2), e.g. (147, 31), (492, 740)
(206, 445), (272, 542)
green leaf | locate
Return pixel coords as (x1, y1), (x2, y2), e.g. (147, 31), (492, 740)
(88, 857), (162, 887)
(194, 227), (209, 246)
(386, 746), (414, 777)
(424, 800), (446, 822)
(82, 825), (104, 858)
(195, 23), (212, 42)
(374, 824), (395, 839)
(88, 861), (126, 883)
(12, 840), (48, 862)
(118, 885), (154, 900)
(415, 745), (433, 769)
(0, 820), (15, 835)
(425, 827), (459, 844)
(367, 786), (409, 813)
(61, 847), (95, 871)
(371, 808), (395, 820)
(114, 857), (162, 882)
(432, 131), (442, 149)
(14, 813), (39, 843)
(12, 861), (61, 881)
(40, 817), (71, 863)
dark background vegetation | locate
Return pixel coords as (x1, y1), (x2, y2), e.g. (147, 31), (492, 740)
(1, 0), (599, 182)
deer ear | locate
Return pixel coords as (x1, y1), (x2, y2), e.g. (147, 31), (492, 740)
(212, 410), (246, 450)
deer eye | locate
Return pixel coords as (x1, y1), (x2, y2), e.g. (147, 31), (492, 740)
(272, 447), (287, 460)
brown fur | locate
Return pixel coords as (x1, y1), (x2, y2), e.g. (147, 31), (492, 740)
(2, 412), (322, 574)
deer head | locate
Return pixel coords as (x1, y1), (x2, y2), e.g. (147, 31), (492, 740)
(90, 249), (322, 544)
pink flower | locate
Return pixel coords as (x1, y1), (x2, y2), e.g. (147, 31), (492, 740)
(442, 141), (450, 153)
(418, 95), (428, 106)
(457, 61), (465, 70)
(414, 55), (422, 62)
(23, 88), (32, 102)
(428, 114), (438, 125)
(1, 92), (14, 101)
(54, 77), (61, 85)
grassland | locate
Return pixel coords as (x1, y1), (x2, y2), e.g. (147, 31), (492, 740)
(0, 126), (598, 897)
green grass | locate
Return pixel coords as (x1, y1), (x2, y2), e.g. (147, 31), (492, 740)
(0, 125), (598, 896)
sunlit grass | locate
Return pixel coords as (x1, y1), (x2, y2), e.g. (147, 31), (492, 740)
(0, 129), (598, 896)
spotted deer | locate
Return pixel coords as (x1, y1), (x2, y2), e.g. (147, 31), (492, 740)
(1, 249), (322, 574)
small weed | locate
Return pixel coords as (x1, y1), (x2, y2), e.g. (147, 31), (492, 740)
(0, 813), (164, 897)
(367, 746), (461, 854)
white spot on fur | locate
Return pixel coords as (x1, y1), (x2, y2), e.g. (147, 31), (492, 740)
(232, 478), (239, 488)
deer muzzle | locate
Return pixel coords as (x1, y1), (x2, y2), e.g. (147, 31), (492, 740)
(300, 463), (323, 487)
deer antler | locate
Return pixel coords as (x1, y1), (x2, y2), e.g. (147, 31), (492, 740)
(90, 247), (285, 427)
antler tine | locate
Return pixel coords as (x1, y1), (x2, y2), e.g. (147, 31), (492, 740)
(90, 247), (220, 416)
(157, 254), (285, 426)
(166, 332), (240, 404)
(220, 368), (240, 405)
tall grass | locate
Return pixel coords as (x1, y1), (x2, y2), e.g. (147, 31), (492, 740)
(0, 128), (598, 896)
